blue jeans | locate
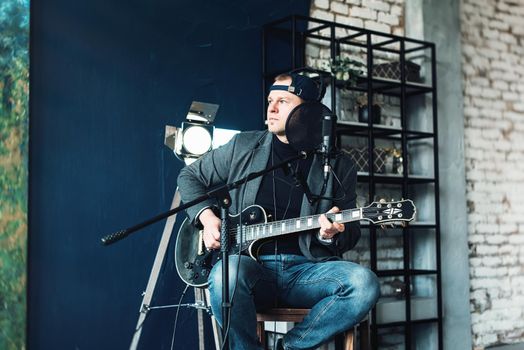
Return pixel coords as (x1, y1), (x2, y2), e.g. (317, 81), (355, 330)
(208, 254), (380, 350)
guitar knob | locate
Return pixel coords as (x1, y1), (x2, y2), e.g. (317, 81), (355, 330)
(201, 269), (209, 277)
(188, 271), (195, 280)
(195, 259), (203, 267)
(184, 261), (193, 269)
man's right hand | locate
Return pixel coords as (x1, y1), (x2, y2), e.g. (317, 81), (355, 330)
(198, 208), (222, 250)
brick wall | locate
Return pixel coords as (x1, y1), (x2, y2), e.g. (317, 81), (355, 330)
(461, 0), (524, 348)
(309, 0), (524, 349)
(307, 0), (405, 71)
(311, 0), (404, 34)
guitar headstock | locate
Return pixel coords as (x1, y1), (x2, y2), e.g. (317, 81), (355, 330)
(362, 199), (416, 225)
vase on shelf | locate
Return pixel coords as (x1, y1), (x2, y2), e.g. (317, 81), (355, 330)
(358, 104), (381, 124)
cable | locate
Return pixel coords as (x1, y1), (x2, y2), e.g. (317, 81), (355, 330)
(312, 160), (349, 202)
(169, 284), (190, 350)
(329, 165), (348, 202)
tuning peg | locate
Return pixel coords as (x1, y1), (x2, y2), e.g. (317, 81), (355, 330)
(379, 198), (386, 204)
(401, 221), (407, 228)
(390, 223), (395, 228)
(380, 224), (387, 230)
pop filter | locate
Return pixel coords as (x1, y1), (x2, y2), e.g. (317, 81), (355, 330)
(285, 101), (334, 152)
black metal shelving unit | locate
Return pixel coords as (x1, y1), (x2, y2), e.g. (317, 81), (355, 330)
(262, 15), (442, 350)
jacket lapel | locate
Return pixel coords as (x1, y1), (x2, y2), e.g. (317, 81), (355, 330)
(241, 132), (272, 207)
(299, 153), (335, 259)
(300, 153), (334, 215)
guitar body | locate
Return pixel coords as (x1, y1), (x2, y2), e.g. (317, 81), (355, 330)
(175, 199), (416, 288)
(174, 205), (268, 288)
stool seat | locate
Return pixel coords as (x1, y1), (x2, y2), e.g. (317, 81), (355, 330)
(257, 308), (310, 322)
(256, 308), (368, 350)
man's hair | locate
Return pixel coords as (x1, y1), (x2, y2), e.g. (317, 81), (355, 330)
(274, 73), (292, 82)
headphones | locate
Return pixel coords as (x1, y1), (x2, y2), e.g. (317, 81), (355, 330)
(287, 67), (329, 102)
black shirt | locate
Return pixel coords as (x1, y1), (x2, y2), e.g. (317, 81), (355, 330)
(255, 135), (313, 255)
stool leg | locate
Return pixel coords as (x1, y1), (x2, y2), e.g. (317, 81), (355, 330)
(359, 320), (369, 350)
(344, 328), (354, 350)
(257, 321), (266, 349)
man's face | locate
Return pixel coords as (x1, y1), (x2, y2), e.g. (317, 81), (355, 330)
(266, 78), (303, 141)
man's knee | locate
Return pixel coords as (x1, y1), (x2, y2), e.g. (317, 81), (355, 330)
(345, 266), (380, 305)
(208, 255), (260, 293)
(331, 264), (380, 304)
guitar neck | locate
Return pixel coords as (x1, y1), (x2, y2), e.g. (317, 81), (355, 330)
(240, 208), (362, 244)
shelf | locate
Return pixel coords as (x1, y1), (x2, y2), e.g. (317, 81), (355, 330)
(376, 296), (438, 324)
(336, 121), (435, 139)
(336, 76), (433, 96)
(337, 121), (402, 138)
(409, 221), (437, 228)
(361, 220), (435, 227)
(356, 173), (435, 184)
(264, 14), (433, 50)
(338, 120), (402, 131)
(375, 269), (438, 277)
(376, 318), (440, 329)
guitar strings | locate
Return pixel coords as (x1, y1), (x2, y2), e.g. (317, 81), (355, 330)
(225, 204), (411, 249)
(225, 212), (352, 242)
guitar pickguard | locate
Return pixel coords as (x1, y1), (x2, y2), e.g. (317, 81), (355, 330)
(174, 205), (268, 288)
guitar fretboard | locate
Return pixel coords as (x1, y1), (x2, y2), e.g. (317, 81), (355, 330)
(235, 208), (362, 244)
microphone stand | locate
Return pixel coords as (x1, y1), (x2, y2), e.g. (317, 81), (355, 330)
(101, 150), (318, 350)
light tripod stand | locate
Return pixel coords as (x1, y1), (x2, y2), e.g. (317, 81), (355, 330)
(128, 187), (220, 350)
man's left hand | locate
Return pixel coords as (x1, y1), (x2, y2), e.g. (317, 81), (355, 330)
(318, 206), (345, 240)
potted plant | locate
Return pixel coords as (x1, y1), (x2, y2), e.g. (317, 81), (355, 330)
(328, 56), (366, 87)
(356, 94), (381, 124)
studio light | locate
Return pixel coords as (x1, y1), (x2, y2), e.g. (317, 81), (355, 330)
(176, 121), (214, 158)
(165, 101), (239, 164)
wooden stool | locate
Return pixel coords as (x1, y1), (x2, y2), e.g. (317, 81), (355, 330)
(256, 308), (369, 350)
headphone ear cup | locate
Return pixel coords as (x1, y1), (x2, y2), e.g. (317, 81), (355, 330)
(287, 67), (329, 102)
(316, 71), (331, 102)
(317, 78), (327, 102)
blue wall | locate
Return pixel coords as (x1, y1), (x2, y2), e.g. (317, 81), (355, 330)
(28, 0), (310, 349)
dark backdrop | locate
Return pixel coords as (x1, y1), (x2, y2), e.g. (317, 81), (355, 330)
(28, 0), (310, 349)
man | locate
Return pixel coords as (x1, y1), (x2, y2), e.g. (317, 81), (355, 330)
(177, 73), (380, 350)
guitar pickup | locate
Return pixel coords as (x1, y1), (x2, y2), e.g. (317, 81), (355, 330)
(198, 230), (204, 256)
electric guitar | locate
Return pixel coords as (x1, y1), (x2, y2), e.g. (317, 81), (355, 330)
(175, 199), (416, 287)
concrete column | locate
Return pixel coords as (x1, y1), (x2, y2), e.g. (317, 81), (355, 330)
(405, 1), (473, 349)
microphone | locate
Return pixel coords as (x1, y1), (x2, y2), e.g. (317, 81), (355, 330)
(321, 113), (336, 180)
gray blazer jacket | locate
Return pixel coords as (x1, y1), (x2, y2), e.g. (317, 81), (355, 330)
(177, 130), (360, 261)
